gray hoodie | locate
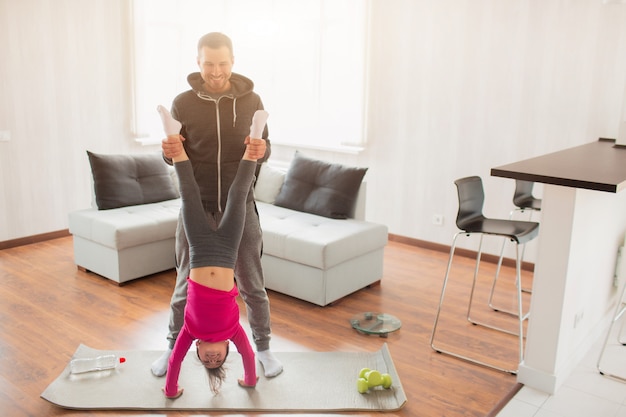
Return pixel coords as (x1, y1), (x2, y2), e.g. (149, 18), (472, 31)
(167, 72), (271, 212)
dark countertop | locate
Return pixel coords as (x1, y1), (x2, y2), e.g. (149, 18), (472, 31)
(491, 138), (626, 193)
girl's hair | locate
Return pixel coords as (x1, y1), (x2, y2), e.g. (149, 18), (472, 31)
(197, 343), (230, 394)
(206, 364), (227, 394)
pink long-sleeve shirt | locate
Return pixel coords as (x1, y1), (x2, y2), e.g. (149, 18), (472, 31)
(164, 279), (256, 396)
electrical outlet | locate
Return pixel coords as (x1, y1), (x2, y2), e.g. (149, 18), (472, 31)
(0, 130), (10, 141)
(432, 214), (444, 226)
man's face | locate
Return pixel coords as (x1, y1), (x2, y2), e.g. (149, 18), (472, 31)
(197, 46), (234, 94)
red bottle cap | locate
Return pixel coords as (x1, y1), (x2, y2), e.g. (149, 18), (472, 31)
(119, 357), (126, 363)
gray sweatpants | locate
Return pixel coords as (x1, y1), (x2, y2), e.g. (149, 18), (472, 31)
(166, 169), (272, 352)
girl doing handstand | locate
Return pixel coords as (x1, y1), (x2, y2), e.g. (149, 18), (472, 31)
(162, 135), (264, 399)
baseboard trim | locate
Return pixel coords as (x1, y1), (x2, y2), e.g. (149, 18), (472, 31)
(388, 233), (535, 272)
(1, 231), (535, 272)
(0, 229), (70, 250)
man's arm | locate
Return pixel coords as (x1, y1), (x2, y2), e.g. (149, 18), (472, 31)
(162, 153), (173, 166)
(162, 135), (184, 166)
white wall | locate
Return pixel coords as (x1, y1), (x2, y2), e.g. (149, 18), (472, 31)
(0, 0), (158, 241)
(2, 0), (626, 268)
(360, 0), (626, 263)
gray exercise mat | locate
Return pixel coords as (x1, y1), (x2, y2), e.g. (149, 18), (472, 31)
(41, 343), (406, 412)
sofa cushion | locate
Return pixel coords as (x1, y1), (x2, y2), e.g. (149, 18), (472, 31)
(87, 151), (179, 210)
(274, 152), (367, 219)
(254, 163), (286, 204)
(68, 199), (181, 250)
(257, 202), (388, 269)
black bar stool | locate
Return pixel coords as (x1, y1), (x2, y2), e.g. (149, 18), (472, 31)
(430, 176), (540, 374)
(489, 180), (542, 315)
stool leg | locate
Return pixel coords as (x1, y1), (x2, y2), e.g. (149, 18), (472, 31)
(514, 244), (525, 364)
(466, 235), (485, 324)
(471, 242), (526, 366)
(488, 208), (533, 315)
(468, 241), (529, 336)
(430, 232), (462, 351)
(431, 232), (520, 375)
(597, 280), (626, 381)
(619, 317), (626, 345)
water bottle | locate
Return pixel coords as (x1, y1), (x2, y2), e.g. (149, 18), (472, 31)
(69, 354), (126, 374)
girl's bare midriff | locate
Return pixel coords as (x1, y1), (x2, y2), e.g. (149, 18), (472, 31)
(189, 267), (235, 292)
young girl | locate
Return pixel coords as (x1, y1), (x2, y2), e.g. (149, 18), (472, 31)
(162, 135), (263, 399)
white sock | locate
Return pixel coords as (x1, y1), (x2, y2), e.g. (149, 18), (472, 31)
(257, 349), (283, 377)
(151, 348), (172, 377)
(157, 105), (182, 136)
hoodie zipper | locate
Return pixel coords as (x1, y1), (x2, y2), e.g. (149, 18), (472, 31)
(215, 100), (222, 212)
(196, 92), (235, 213)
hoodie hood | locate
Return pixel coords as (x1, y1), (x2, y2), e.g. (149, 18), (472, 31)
(187, 72), (255, 99)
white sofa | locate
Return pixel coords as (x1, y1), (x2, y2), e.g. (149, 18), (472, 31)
(68, 198), (181, 284)
(69, 153), (388, 306)
(254, 163), (388, 306)
(68, 152), (181, 284)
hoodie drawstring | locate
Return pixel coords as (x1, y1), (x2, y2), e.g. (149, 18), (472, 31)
(232, 98), (237, 127)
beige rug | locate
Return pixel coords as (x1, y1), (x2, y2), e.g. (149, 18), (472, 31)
(41, 343), (406, 412)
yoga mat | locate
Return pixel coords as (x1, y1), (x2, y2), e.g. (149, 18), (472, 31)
(41, 343), (406, 412)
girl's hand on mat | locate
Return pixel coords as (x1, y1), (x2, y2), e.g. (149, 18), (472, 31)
(162, 387), (184, 399)
(237, 377), (259, 388)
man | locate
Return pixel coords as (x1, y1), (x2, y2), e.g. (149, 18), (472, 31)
(151, 32), (283, 379)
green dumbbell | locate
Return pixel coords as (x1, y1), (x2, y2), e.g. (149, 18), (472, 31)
(356, 368), (392, 393)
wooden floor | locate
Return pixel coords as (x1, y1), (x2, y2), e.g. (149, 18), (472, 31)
(0, 235), (533, 417)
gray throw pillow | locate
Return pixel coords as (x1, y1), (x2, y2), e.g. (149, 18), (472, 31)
(87, 151), (179, 210)
(255, 163), (286, 204)
(274, 151), (367, 219)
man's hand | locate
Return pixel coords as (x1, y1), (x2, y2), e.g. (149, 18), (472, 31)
(244, 136), (266, 160)
(162, 135), (185, 160)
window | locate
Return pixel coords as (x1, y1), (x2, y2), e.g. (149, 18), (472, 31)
(132, 0), (369, 150)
